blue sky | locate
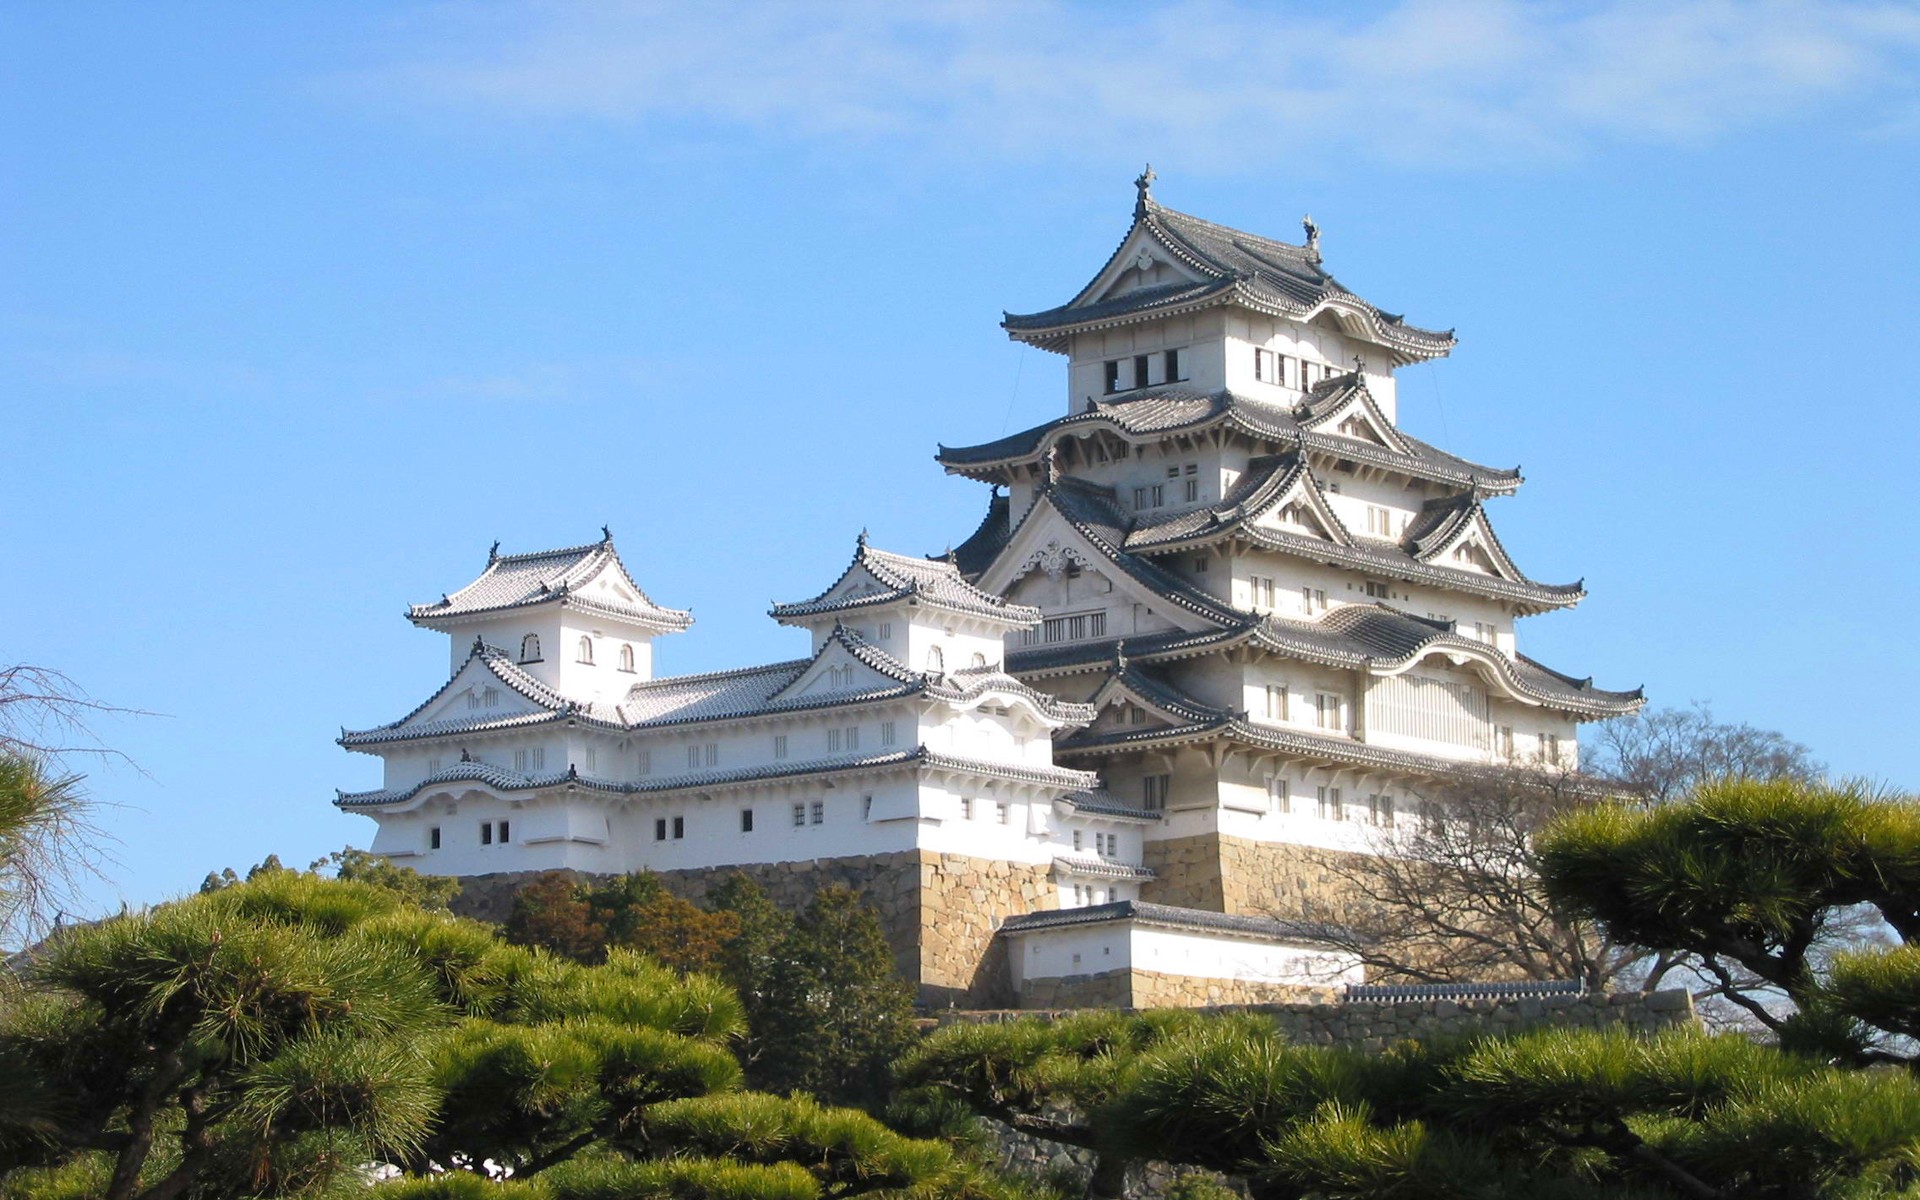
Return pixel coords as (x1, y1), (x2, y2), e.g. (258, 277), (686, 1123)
(4, 1), (1918, 920)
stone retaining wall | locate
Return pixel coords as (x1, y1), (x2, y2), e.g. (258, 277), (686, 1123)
(1139, 833), (1370, 920)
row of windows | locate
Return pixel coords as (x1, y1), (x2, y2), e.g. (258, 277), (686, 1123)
(1103, 348), (1186, 394)
(1020, 609), (1108, 646)
(1252, 348), (1340, 390)
(429, 820), (510, 849)
(1070, 829), (1120, 856)
(1262, 780), (1398, 825)
(1260, 685), (1346, 731)
(957, 797), (1011, 823)
(1131, 462), (1202, 510)
(515, 633), (640, 672)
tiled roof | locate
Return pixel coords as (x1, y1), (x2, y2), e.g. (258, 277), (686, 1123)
(336, 744), (1096, 809)
(345, 627), (1095, 752)
(1002, 195), (1455, 362)
(936, 385), (1520, 493)
(340, 640), (581, 748)
(408, 534), (693, 632)
(1052, 856), (1157, 881)
(999, 899), (1348, 945)
(1033, 479), (1249, 629)
(772, 535), (1040, 624)
(1058, 790), (1163, 823)
(947, 489), (1013, 579)
(1117, 455), (1581, 612)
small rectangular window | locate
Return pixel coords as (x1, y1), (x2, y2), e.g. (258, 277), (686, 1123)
(429, 826), (441, 850)
(1164, 348), (1182, 381)
(480, 821), (493, 846)
(498, 819), (510, 843)
(1318, 786), (1344, 820)
(1073, 829), (1083, 851)
(810, 800), (824, 825)
(1133, 486), (1147, 509)
(1184, 478), (1199, 502)
(1167, 465), (1180, 479)
(1316, 693), (1343, 731)
(705, 743), (718, 767)
(846, 726), (860, 751)
(1369, 794), (1395, 827)
(1143, 774), (1171, 810)
(1265, 684), (1288, 720)
(960, 797), (974, 820)
(1104, 360), (1121, 394)
(1133, 354), (1149, 389)
(636, 748), (651, 775)
(880, 721), (896, 746)
(996, 801), (1010, 825)
(1267, 777), (1289, 815)
(740, 808), (754, 833)
(655, 818), (668, 841)
(773, 734), (788, 759)
(428, 756), (441, 774)
(672, 816), (685, 839)
(514, 749), (528, 772)
(1365, 581), (1391, 599)
(878, 622), (892, 641)
(792, 803), (806, 828)
(687, 745), (700, 769)
(1149, 483), (1164, 507)
(827, 728), (843, 753)
(530, 747), (545, 771)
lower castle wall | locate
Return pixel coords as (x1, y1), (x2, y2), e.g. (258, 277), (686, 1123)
(446, 850), (1057, 1008)
(1142, 832), (1377, 920)
(1019, 968), (1339, 1010)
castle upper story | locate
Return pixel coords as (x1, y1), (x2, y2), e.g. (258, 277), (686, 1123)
(1002, 168), (1456, 426)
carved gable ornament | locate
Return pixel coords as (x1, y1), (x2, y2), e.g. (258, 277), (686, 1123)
(1015, 539), (1091, 582)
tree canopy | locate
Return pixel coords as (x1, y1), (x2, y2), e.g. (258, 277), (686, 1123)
(1540, 776), (1920, 1058)
(897, 1007), (1920, 1199)
(0, 868), (1014, 1200)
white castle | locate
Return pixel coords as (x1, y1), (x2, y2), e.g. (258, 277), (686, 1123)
(337, 175), (1642, 1008)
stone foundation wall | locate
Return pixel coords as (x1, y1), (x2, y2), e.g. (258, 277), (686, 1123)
(1141, 833), (1373, 921)
(917, 854), (1057, 1009)
(445, 850), (1055, 1008)
(1139, 834), (1226, 909)
(1019, 968), (1337, 1010)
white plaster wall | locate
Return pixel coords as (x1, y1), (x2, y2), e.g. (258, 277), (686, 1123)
(1133, 925), (1364, 987)
(1009, 921), (1363, 989)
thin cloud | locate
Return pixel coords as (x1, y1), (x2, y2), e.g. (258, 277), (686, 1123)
(337, 0), (1920, 168)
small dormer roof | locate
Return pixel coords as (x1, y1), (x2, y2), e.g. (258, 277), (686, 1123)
(770, 534), (1042, 626)
(408, 531), (693, 633)
(1002, 177), (1456, 363)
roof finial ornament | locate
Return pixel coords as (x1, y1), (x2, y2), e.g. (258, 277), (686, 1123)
(459, 748), (471, 762)
(1133, 163), (1156, 214)
(945, 545), (959, 567)
(1040, 446), (1061, 491)
(487, 540), (500, 563)
(857, 527), (869, 548)
(1352, 353), (1365, 378)
(600, 524), (612, 543)
(1301, 213), (1321, 259)
(1114, 639), (1128, 672)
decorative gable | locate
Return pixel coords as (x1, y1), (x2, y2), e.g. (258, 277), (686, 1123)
(1088, 227), (1209, 303)
(1298, 386), (1415, 456)
(768, 628), (917, 703)
(1248, 468), (1352, 545)
(1413, 505), (1526, 582)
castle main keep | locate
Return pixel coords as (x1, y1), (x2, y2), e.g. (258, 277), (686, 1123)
(336, 177), (1641, 1007)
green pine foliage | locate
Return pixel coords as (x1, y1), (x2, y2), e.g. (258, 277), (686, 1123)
(901, 1011), (1920, 1199)
(0, 874), (998, 1200)
(1538, 777), (1920, 1057)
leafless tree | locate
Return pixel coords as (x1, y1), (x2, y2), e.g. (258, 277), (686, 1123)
(0, 664), (141, 945)
(1293, 705), (1829, 1020)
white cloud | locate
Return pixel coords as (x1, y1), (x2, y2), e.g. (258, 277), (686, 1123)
(340, 0), (1920, 168)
